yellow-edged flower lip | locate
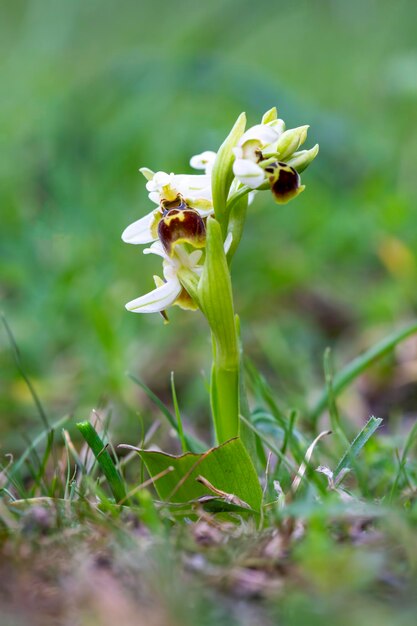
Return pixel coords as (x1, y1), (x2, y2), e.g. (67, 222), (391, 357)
(157, 198), (206, 256)
(265, 161), (304, 204)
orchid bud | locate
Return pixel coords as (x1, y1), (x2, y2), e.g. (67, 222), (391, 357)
(286, 143), (319, 173)
(276, 125), (309, 161)
(267, 117), (286, 138)
(261, 107), (278, 124)
(139, 167), (155, 181)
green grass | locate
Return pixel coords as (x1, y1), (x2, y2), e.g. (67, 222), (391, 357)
(2, 1), (417, 624)
(2, 318), (417, 625)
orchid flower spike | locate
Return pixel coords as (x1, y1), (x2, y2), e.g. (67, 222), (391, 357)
(121, 169), (214, 246)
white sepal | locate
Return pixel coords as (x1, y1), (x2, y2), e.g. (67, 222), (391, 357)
(190, 151), (217, 174)
(139, 167), (155, 181)
(145, 171), (174, 194)
(143, 240), (169, 260)
(121, 209), (158, 245)
(125, 276), (182, 313)
(238, 123), (279, 147)
(267, 118), (286, 136)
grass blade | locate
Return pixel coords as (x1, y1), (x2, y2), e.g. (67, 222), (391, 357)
(310, 321), (417, 425)
(245, 358), (288, 430)
(239, 414), (297, 473)
(323, 347), (350, 447)
(274, 408), (297, 478)
(76, 421), (127, 504)
(128, 373), (206, 453)
(389, 419), (417, 502)
(170, 372), (188, 453)
(1, 313), (50, 430)
(5, 414), (70, 488)
(334, 416), (383, 479)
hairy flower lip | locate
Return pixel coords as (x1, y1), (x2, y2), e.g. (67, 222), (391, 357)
(158, 207), (206, 256)
(267, 161), (304, 204)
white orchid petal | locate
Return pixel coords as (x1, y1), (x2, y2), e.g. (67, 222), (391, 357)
(174, 174), (211, 193)
(188, 250), (203, 266)
(163, 262), (179, 281)
(121, 211), (157, 244)
(267, 118), (285, 136)
(233, 159), (266, 188)
(232, 146), (244, 159)
(190, 151), (217, 173)
(186, 187), (213, 202)
(143, 240), (168, 260)
(148, 191), (160, 204)
(125, 276), (181, 313)
(146, 171), (173, 193)
(239, 124), (279, 147)
(139, 167), (155, 181)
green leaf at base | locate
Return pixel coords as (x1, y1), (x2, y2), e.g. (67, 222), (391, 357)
(138, 437), (262, 512)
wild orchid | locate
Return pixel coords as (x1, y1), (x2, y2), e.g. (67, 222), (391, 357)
(121, 107), (318, 509)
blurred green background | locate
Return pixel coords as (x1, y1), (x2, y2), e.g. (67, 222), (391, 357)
(1, 0), (417, 449)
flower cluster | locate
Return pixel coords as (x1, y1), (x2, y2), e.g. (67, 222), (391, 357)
(122, 107), (318, 317)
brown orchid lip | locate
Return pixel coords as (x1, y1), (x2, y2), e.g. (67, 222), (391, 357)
(266, 161), (301, 203)
(158, 207), (206, 256)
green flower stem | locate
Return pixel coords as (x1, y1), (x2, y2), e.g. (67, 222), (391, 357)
(226, 195), (248, 263)
(226, 184), (251, 215)
(198, 218), (240, 444)
(211, 354), (240, 444)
